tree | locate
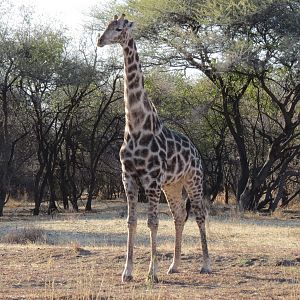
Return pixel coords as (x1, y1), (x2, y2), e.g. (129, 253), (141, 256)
(115, 0), (300, 210)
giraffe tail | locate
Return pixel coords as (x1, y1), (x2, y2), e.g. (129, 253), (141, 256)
(185, 198), (191, 222)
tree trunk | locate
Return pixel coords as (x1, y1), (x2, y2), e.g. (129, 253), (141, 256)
(47, 173), (57, 215)
(0, 188), (6, 217)
(86, 172), (96, 211)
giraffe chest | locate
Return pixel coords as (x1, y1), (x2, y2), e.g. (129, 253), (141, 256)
(119, 133), (167, 176)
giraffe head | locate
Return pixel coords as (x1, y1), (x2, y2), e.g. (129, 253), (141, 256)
(97, 14), (134, 47)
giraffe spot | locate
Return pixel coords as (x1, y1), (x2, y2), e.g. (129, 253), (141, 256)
(149, 169), (160, 178)
(141, 148), (149, 157)
(147, 155), (160, 169)
(124, 47), (130, 55)
(166, 175), (173, 182)
(157, 137), (165, 149)
(128, 93), (139, 106)
(127, 73), (136, 82)
(135, 52), (139, 62)
(176, 142), (181, 152)
(137, 168), (147, 176)
(174, 133), (181, 143)
(128, 140), (134, 150)
(129, 76), (140, 89)
(149, 181), (158, 189)
(167, 140), (175, 158)
(151, 138), (159, 152)
(163, 127), (172, 138)
(125, 151), (132, 158)
(143, 115), (152, 131)
(182, 140), (190, 148)
(128, 38), (134, 48)
(123, 160), (135, 172)
(182, 149), (190, 162)
(177, 154), (183, 172)
(159, 150), (166, 161)
(167, 157), (176, 173)
(128, 63), (137, 73)
(132, 132), (141, 142)
(134, 158), (145, 167)
(135, 90), (142, 100)
(140, 134), (152, 146)
(127, 55), (134, 65)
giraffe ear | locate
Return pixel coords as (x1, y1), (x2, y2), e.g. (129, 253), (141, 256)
(127, 22), (134, 30)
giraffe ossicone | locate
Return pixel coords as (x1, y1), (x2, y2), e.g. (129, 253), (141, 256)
(97, 14), (211, 283)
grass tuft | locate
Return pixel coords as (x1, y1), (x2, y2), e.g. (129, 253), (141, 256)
(1, 226), (46, 244)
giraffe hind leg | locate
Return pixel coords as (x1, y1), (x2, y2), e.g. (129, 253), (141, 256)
(145, 187), (161, 283)
(163, 183), (187, 274)
(185, 175), (212, 274)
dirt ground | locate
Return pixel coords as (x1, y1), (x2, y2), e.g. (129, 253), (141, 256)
(0, 201), (299, 299)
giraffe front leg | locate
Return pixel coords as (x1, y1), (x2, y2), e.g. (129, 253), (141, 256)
(146, 188), (161, 283)
(122, 176), (138, 282)
(167, 222), (184, 274)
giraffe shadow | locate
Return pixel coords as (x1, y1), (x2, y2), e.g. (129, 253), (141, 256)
(160, 279), (219, 289)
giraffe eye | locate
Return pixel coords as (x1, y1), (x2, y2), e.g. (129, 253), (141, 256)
(116, 28), (123, 32)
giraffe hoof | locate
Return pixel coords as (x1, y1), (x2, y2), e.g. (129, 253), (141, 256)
(147, 274), (159, 283)
(200, 267), (212, 274)
(122, 274), (133, 282)
(167, 267), (179, 274)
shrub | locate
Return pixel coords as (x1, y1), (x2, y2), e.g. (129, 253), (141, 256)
(1, 227), (46, 244)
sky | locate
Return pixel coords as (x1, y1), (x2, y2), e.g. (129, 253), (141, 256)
(7, 0), (107, 37)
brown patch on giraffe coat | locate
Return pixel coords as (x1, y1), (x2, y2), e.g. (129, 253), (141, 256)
(134, 158), (145, 167)
(141, 148), (149, 157)
(181, 149), (190, 162)
(177, 154), (183, 172)
(128, 94), (139, 106)
(128, 64), (137, 73)
(127, 73), (136, 82)
(128, 38), (134, 48)
(123, 160), (135, 172)
(128, 140), (134, 150)
(127, 55), (134, 65)
(131, 109), (145, 125)
(167, 140), (175, 158)
(132, 132), (141, 141)
(143, 115), (152, 131)
(139, 134), (152, 146)
(157, 135), (166, 149)
(159, 150), (166, 161)
(129, 77), (140, 89)
(151, 138), (159, 152)
(147, 155), (160, 170)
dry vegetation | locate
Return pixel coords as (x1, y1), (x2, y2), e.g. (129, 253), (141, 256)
(0, 200), (299, 300)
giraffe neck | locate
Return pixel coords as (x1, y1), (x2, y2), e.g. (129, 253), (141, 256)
(121, 35), (161, 135)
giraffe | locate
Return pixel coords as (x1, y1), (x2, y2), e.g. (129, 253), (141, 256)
(97, 14), (211, 283)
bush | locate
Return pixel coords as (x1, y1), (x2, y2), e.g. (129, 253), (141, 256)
(1, 227), (46, 244)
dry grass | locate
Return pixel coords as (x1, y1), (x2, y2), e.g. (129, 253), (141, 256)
(0, 201), (299, 299)
(1, 226), (46, 244)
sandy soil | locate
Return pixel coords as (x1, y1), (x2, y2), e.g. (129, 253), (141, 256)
(0, 201), (299, 299)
